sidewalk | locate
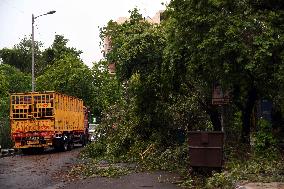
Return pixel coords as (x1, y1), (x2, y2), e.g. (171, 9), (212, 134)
(237, 182), (284, 189)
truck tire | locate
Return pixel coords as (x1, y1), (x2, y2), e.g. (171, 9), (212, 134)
(60, 135), (70, 151)
(67, 142), (74, 151)
(55, 137), (68, 152)
(62, 140), (68, 151)
(80, 134), (87, 147)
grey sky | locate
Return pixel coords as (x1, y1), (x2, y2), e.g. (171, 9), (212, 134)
(0, 0), (167, 67)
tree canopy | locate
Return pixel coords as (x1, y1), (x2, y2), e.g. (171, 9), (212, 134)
(0, 37), (43, 75)
(36, 54), (95, 106)
(164, 0), (284, 142)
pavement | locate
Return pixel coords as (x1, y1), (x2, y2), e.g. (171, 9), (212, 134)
(237, 182), (284, 189)
(0, 148), (183, 189)
(0, 148), (82, 189)
(61, 171), (182, 189)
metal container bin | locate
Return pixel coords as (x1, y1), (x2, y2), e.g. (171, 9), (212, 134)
(188, 131), (224, 168)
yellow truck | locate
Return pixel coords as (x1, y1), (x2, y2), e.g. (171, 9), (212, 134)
(10, 91), (89, 153)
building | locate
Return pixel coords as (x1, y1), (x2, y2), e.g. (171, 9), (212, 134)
(146, 10), (163, 24)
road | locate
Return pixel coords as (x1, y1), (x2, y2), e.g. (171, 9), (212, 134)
(0, 148), (80, 189)
(1, 148), (283, 189)
(0, 148), (181, 189)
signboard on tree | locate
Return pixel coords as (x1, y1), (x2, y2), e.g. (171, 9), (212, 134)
(212, 83), (230, 105)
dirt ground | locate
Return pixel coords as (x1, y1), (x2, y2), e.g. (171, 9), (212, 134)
(0, 147), (181, 189)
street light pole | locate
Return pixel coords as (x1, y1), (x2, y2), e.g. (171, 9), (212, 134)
(32, 14), (35, 92)
(31, 11), (56, 92)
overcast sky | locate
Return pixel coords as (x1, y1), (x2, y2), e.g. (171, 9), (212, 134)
(0, 0), (167, 67)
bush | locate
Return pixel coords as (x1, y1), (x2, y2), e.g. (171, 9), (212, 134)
(206, 172), (234, 189)
(252, 119), (278, 158)
(0, 96), (12, 148)
(82, 141), (107, 159)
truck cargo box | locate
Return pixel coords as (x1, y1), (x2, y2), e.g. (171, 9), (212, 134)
(10, 91), (88, 152)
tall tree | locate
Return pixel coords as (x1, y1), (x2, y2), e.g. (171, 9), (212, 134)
(42, 34), (82, 67)
(100, 9), (169, 141)
(0, 37), (43, 75)
(165, 0), (284, 143)
(91, 60), (123, 117)
(36, 54), (94, 107)
(37, 35), (93, 105)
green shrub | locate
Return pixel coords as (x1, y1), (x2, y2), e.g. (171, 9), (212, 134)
(0, 96), (13, 148)
(206, 172), (234, 189)
(206, 153), (284, 189)
(82, 141), (107, 159)
(252, 119), (278, 158)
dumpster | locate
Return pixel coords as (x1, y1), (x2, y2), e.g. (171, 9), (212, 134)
(188, 131), (224, 168)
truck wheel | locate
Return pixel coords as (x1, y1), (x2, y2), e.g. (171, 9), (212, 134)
(59, 135), (69, 152)
(67, 142), (74, 151)
(81, 135), (87, 147)
(62, 141), (68, 151)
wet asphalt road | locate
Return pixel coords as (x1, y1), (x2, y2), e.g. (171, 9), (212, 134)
(62, 171), (182, 189)
(0, 148), (81, 189)
(0, 147), (181, 189)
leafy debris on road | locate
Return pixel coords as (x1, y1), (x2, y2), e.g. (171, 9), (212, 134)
(60, 159), (135, 181)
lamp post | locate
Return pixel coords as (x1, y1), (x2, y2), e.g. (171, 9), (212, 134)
(32, 10), (56, 92)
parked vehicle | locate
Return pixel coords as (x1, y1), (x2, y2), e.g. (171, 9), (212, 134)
(88, 123), (99, 141)
(10, 92), (89, 153)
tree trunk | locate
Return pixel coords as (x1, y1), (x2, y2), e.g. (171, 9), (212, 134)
(241, 87), (257, 144)
(199, 99), (222, 131)
(208, 106), (222, 131)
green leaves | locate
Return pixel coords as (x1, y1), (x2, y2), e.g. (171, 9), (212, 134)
(81, 3), (284, 187)
(101, 9), (165, 81)
(36, 54), (95, 106)
(0, 37), (43, 75)
(42, 35), (82, 67)
(91, 60), (123, 116)
(0, 64), (31, 93)
(0, 74), (8, 97)
(0, 64), (29, 148)
(165, 0), (284, 136)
